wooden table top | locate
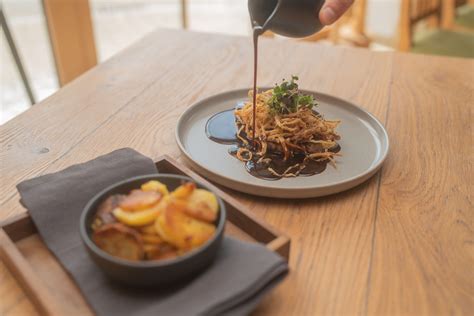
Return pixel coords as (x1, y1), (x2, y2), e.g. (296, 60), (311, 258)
(1, 30), (472, 316)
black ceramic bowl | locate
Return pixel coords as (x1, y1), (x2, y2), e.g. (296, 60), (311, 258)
(80, 174), (226, 287)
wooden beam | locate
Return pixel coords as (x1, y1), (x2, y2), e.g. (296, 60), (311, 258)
(181, 0), (188, 29)
(42, 0), (97, 86)
(441, 0), (455, 29)
(398, 0), (412, 51)
(352, 0), (367, 34)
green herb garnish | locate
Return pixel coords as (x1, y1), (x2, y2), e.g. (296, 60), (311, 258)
(268, 76), (317, 115)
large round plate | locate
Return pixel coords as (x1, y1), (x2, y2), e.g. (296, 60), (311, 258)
(176, 89), (389, 198)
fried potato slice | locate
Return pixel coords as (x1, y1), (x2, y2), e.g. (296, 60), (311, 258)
(92, 194), (125, 230)
(184, 189), (219, 223)
(143, 244), (162, 259)
(141, 234), (163, 244)
(144, 243), (179, 261)
(143, 244), (159, 253)
(113, 206), (160, 227)
(93, 223), (143, 261)
(171, 182), (196, 199)
(139, 224), (158, 235)
(119, 190), (162, 211)
(141, 180), (169, 196)
(155, 199), (216, 250)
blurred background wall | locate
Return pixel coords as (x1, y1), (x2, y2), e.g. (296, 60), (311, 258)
(1, 0), (249, 123)
(1, 0), (472, 124)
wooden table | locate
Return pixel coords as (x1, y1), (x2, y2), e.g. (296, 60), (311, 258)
(1, 30), (472, 315)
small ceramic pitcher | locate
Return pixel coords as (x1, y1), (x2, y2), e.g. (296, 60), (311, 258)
(248, 0), (325, 38)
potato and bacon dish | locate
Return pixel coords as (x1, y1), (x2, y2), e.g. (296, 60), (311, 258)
(91, 181), (219, 262)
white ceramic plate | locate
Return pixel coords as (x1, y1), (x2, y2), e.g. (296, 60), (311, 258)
(176, 89), (389, 198)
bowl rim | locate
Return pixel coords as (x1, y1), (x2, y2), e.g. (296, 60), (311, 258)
(79, 174), (226, 268)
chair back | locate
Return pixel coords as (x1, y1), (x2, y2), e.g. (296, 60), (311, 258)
(410, 0), (441, 23)
(399, 0), (442, 51)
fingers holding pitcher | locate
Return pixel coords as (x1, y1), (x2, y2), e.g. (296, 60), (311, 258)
(319, 0), (354, 25)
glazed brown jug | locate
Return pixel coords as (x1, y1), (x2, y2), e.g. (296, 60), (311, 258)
(248, 0), (325, 38)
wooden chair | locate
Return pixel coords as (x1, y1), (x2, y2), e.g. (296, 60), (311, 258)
(442, 0), (474, 30)
(399, 0), (442, 51)
(300, 0), (371, 47)
(398, 0), (474, 58)
(328, 0), (370, 47)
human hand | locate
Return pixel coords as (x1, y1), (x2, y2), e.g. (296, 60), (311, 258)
(319, 0), (354, 25)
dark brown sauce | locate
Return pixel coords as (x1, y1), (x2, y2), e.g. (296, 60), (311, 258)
(205, 109), (237, 144)
(252, 26), (263, 144)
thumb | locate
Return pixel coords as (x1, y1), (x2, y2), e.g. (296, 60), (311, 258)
(319, 0), (354, 25)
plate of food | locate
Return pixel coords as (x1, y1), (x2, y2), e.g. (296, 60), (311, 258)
(176, 76), (389, 198)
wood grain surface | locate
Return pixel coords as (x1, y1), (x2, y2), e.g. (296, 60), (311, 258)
(0, 29), (472, 315)
(366, 53), (474, 315)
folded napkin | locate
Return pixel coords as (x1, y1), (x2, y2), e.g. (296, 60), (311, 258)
(17, 148), (288, 316)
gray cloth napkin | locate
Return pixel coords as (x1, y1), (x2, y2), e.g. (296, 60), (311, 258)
(17, 148), (288, 316)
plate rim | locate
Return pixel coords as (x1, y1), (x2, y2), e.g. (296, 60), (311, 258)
(175, 88), (389, 196)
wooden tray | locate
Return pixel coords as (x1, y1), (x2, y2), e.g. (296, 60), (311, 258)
(0, 155), (290, 316)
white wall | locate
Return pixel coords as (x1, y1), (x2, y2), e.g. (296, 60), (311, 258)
(366, 0), (401, 38)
